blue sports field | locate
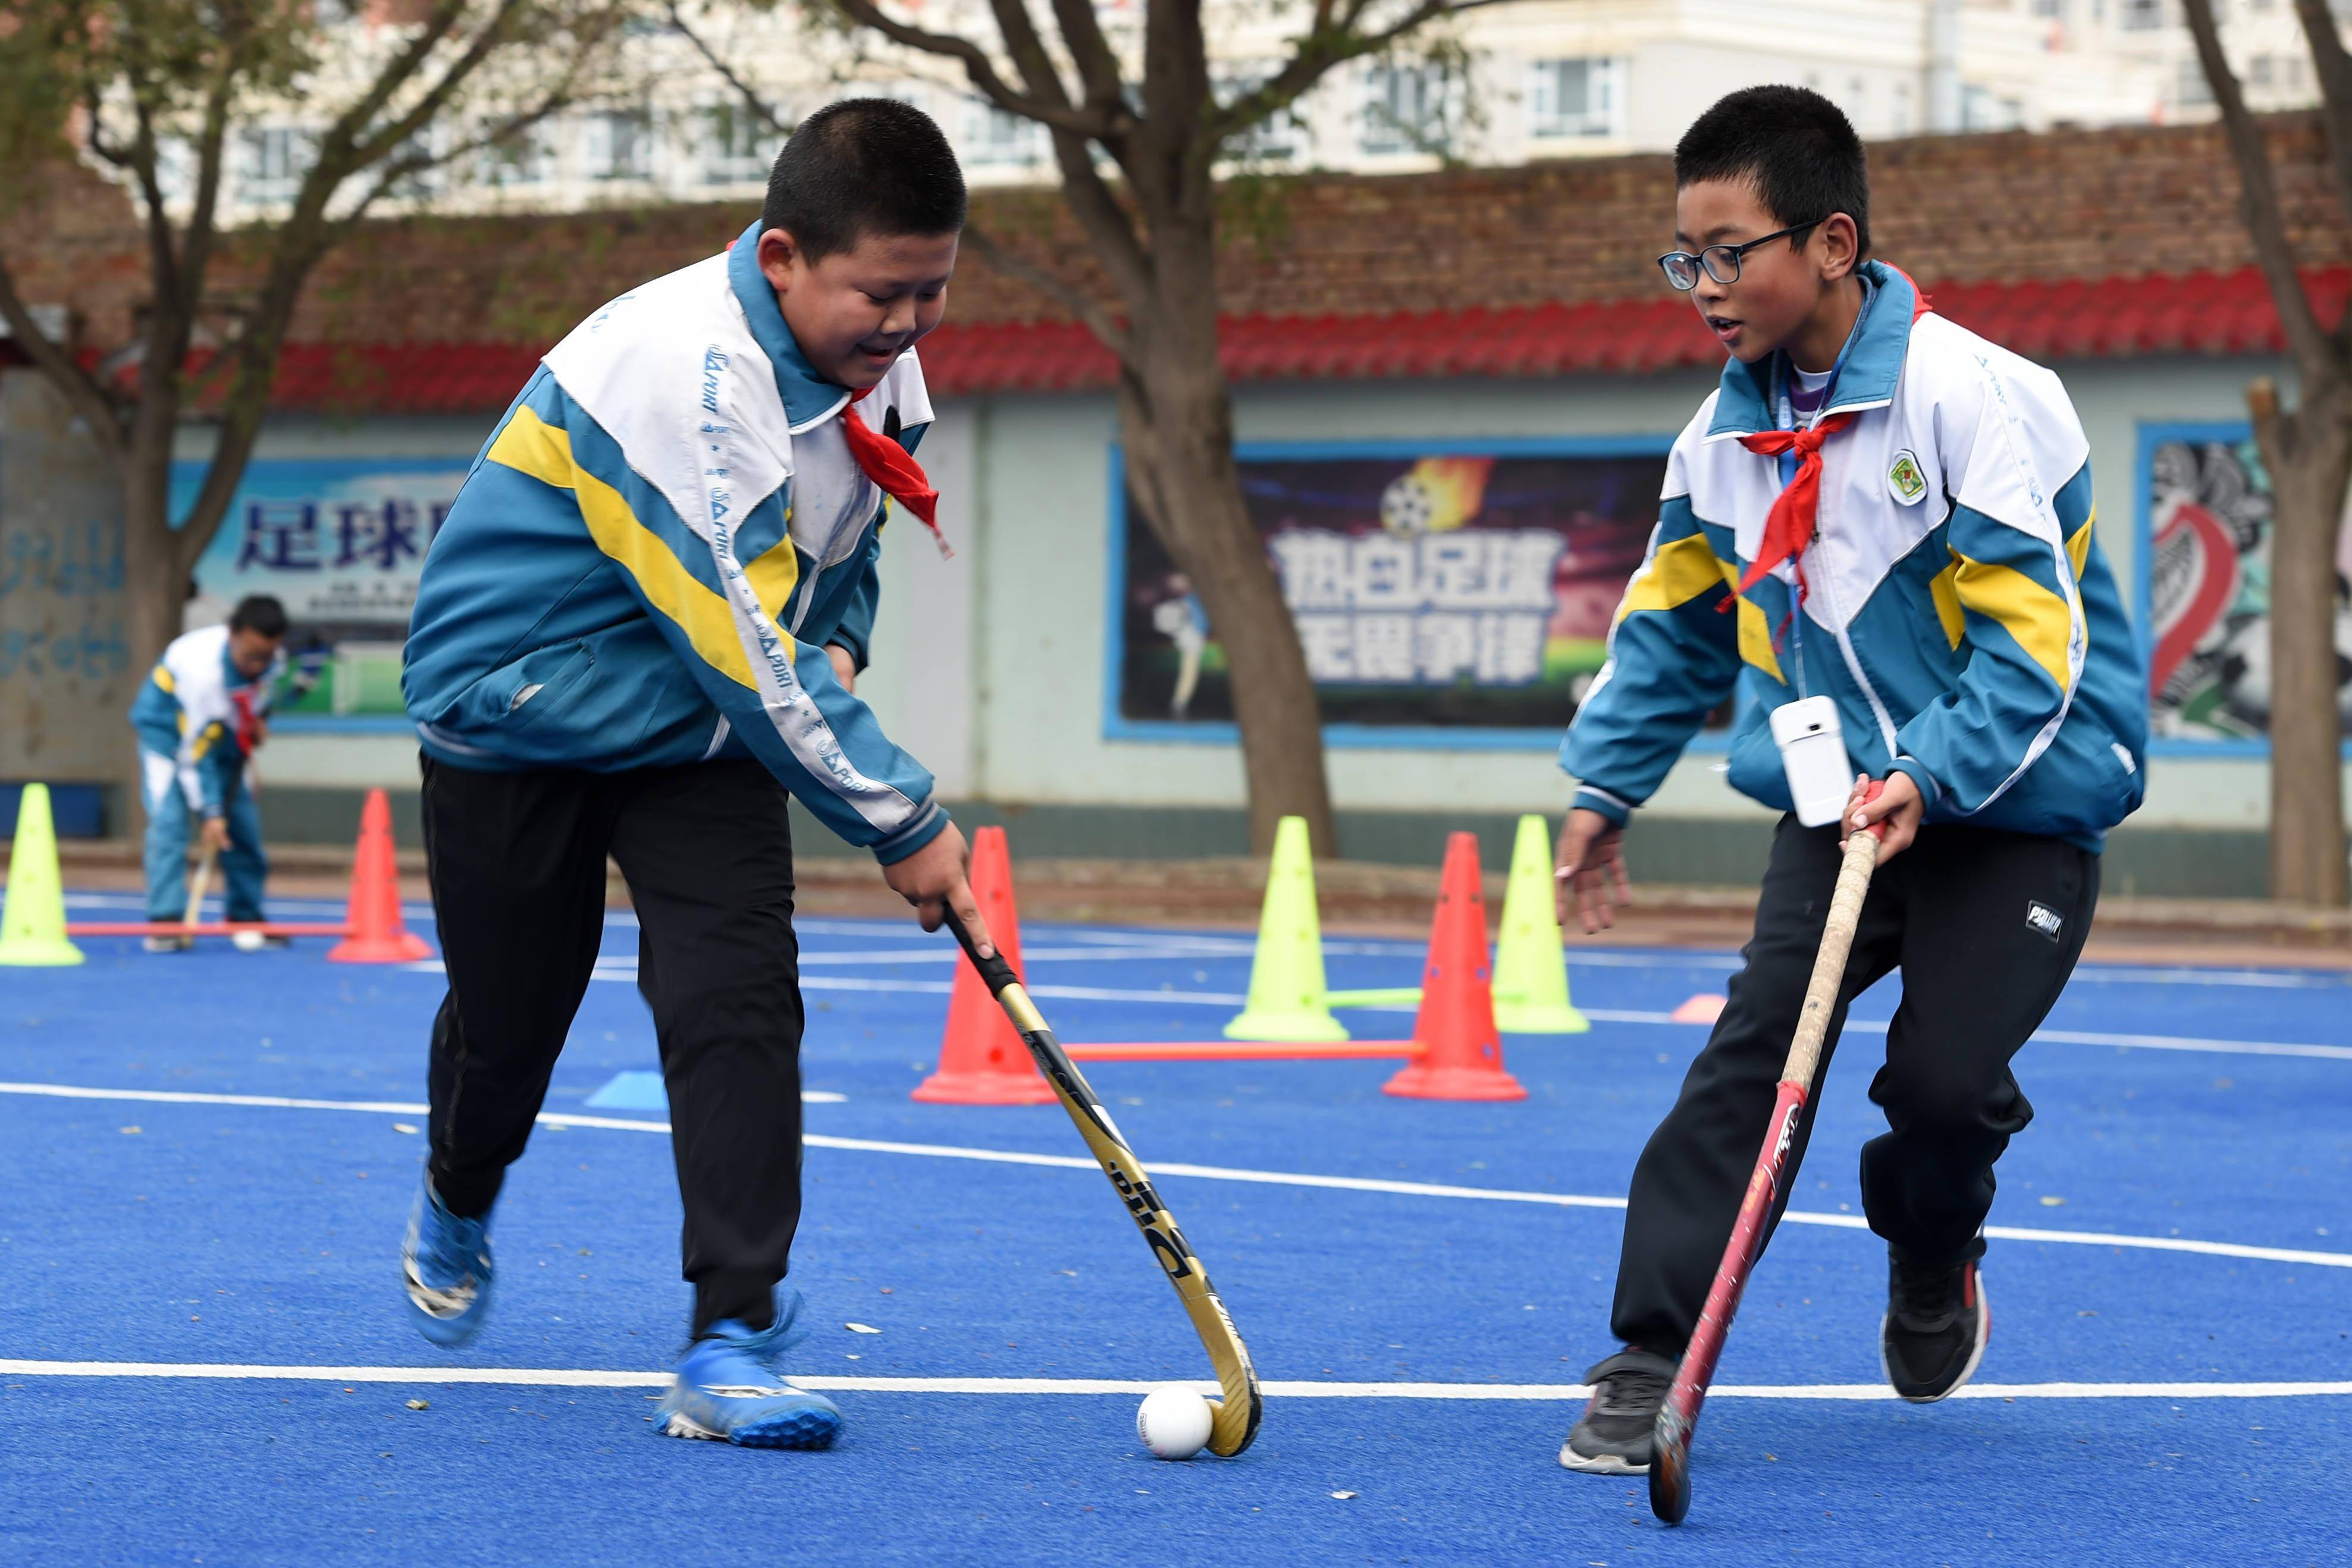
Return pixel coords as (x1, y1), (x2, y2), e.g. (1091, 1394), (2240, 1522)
(4, 892), (2348, 1564)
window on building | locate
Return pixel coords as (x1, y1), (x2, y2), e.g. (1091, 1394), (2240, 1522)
(239, 126), (313, 205)
(1892, 81), (1912, 136)
(1526, 58), (1620, 140)
(384, 128), (446, 202)
(482, 122), (554, 187)
(2119, 0), (2164, 28)
(2249, 54), (2275, 88)
(2031, 0), (2064, 16)
(1215, 69), (1309, 162)
(967, 102), (1044, 166)
(2178, 58), (2215, 107)
(587, 110), (654, 182)
(1362, 62), (1453, 155)
(702, 102), (778, 186)
(1961, 86), (2024, 131)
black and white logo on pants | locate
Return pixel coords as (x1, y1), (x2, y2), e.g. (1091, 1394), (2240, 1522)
(2025, 901), (2064, 942)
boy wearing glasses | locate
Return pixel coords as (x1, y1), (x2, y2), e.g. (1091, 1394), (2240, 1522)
(1552, 86), (2147, 1473)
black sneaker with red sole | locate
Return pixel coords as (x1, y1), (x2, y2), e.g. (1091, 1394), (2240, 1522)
(1882, 1257), (1989, 1402)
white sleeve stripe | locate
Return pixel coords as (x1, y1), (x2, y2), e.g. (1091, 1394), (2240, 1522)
(686, 384), (924, 833)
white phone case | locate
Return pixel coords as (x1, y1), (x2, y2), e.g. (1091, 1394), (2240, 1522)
(1767, 695), (1854, 829)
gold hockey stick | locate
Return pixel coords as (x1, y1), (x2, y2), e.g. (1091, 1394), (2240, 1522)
(943, 908), (1263, 1457)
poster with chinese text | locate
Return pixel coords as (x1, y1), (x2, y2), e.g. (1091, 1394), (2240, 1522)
(1113, 447), (1674, 736)
(173, 457), (466, 717)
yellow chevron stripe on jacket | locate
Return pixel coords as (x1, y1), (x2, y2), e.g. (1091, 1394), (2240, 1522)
(1952, 554), (2078, 694)
(1614, 532), (1720, 619)
(1613, 531), (1782, 682)
(487, 406), (779, 691)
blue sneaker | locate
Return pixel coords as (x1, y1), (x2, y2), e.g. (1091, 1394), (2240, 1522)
(401, 1177), (494, 1347)
(656, 1294), (841, 1449)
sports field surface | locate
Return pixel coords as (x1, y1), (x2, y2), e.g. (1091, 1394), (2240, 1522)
(5, 892), (2348, 1564)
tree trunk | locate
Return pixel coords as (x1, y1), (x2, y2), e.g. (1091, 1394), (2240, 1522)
(1115, 233), (1336, 857)
(118, 422), (191, 836)
(2249, 377), (2352, 905)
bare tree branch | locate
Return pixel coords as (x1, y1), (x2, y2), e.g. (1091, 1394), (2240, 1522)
(123, 92), (183, 313)
(349, 0), (560, 168)
(1045, 129), (1155, 312)
(1046, 0), (1125, 109)
(0, 251), (127, 456)
(824, 0), (1112, 137)
(318, 0), (478, 169)
(667, 1), (792, 135)
(981, 0), (1076, 109)
(353, 65), (595, 214)
(2185, 0), (2340, 381)
(2293, 0), (2352, 349)
(171, 48), (246, 325)
(957, 218), (1130, 359)
(1203, 0), (1511, 151)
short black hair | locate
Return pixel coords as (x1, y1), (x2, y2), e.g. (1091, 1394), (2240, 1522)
(229, 595), (288, 639)
(1674, 86), (1870, 262)
(761, 97), (967, 261)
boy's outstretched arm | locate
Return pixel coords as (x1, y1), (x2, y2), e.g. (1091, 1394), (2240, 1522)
(1555, 475), (1743, 932)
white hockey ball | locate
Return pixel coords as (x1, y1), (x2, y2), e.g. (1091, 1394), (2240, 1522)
(1135, 1386), (1213, 1460)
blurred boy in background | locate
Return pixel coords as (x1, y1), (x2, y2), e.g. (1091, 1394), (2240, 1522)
(128, 594), (291, 951)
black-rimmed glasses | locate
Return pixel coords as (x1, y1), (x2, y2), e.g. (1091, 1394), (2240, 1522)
(1657, 220), (1824, 290)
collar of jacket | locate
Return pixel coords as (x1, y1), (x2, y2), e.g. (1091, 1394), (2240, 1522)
(727, 218), (855, 434)
(1704, 258), (1916, 440)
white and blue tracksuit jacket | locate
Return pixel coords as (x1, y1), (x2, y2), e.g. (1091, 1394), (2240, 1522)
(403, 221), (947, 865)
(1563, 262), (2148, 851)
(128, 624), (284, 820)
(128, 624), (284, 919)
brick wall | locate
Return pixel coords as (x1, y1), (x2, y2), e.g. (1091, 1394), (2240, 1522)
(7, 114), (2348, 357)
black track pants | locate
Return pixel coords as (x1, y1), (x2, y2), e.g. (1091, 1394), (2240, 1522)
(419, 755), (805, 1337)
(1609, 816), (2098, 1358)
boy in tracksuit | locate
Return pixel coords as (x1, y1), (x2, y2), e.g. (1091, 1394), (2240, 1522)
(396, 99), (990, 1451)
(128, 595), (290, 949)
(1553, 87), (2147, 1473)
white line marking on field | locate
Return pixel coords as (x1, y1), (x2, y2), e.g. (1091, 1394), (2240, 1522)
(0, 1083), (842, 1114)
(391, 959), (2352, 1056)
(4, 1362), (2348, 1401)
(796, 946), (1246, 968)
(636, 974), (2352, 1058)
(7, 1081), (2345, 1272)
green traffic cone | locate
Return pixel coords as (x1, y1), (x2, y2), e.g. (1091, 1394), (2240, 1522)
(0, 783), (86, 967)
(1491, 813), (1585, 1033)
(1222, 815), (1348, 1042)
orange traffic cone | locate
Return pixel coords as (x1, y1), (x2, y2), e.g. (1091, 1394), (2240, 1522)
(1384, 833), (1527, 1102)
(912, 825), (1055, 1105)
(328, 788), (434, 964)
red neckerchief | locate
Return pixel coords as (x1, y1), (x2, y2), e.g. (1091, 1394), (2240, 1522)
(230, 686), (262, 754)
(1723, 272), (1934, 613)
(844, 386), (950, 559)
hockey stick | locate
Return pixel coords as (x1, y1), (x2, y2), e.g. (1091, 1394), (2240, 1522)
(943, 908), (1263, 1457)
(1649, 788), (1886, 1525)
(184, 842), (219, 936)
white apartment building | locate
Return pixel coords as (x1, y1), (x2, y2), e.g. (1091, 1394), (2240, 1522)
(184, 1), (2352, 218)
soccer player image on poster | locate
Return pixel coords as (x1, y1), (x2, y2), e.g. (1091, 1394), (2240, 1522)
(1111, 443), (1677, 741)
